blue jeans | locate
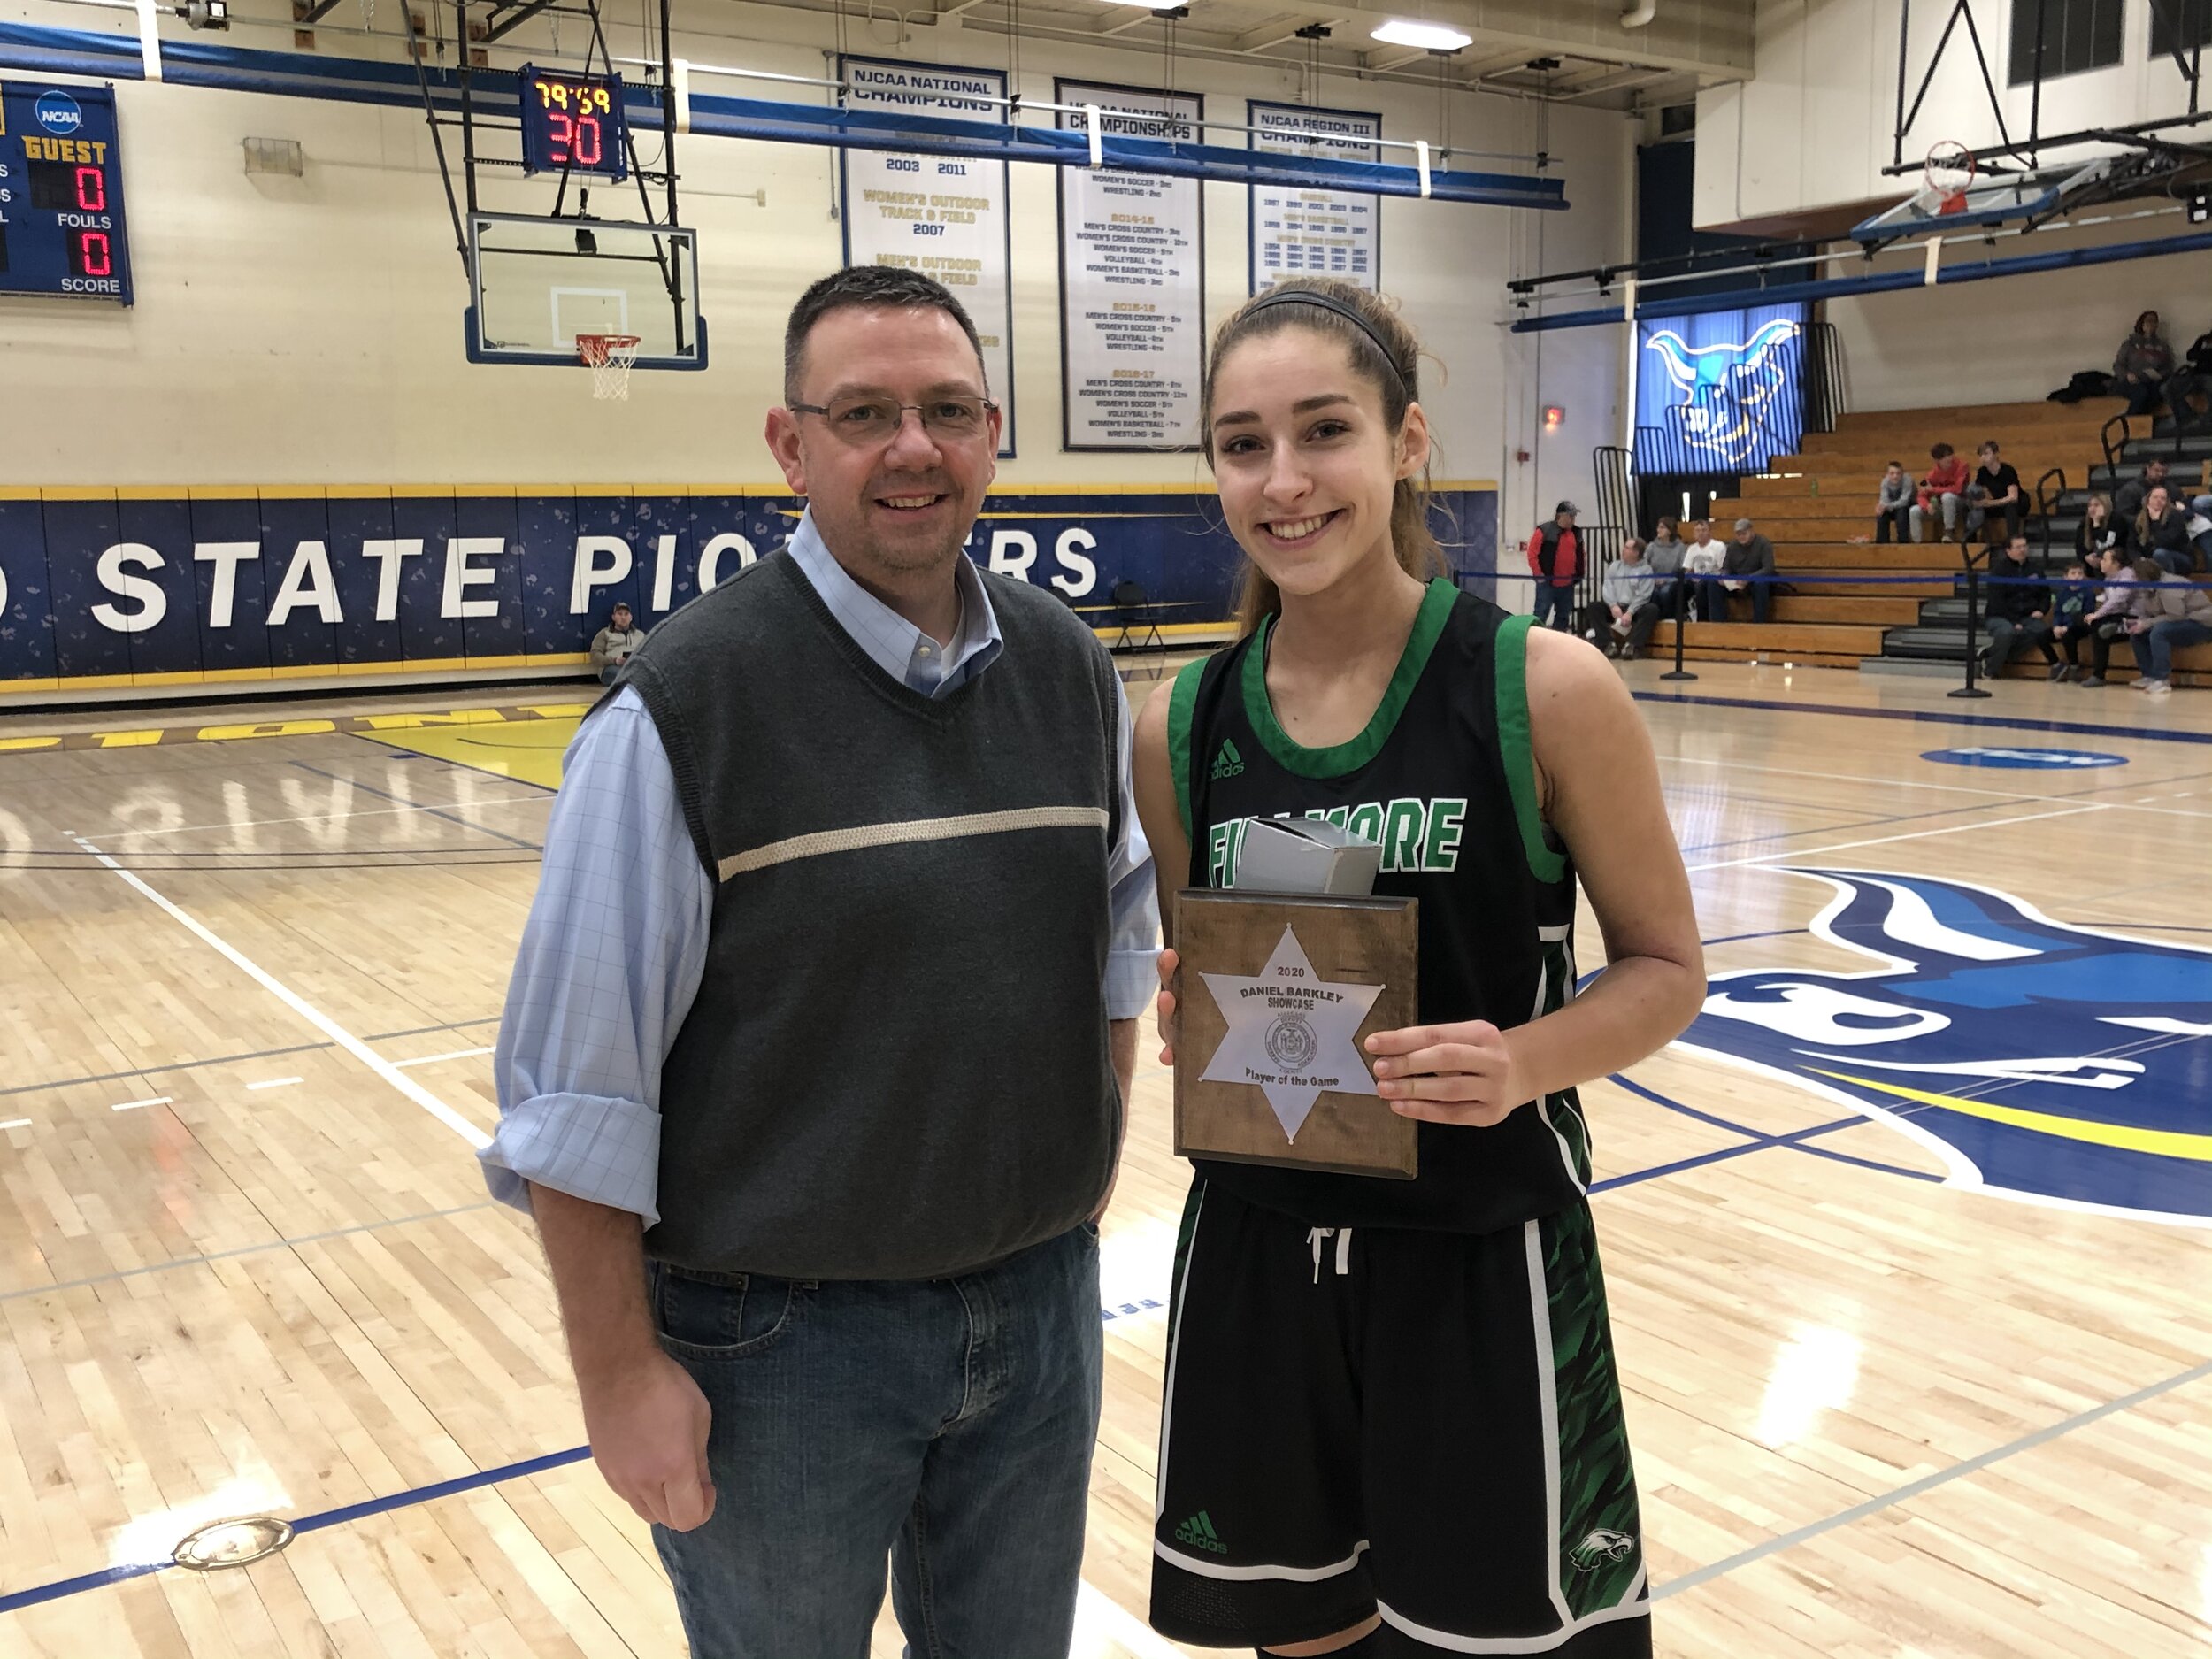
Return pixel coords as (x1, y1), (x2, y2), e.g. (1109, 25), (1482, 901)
(2130, 618), (2212, 682)
(649, 1225), (1103, 1658)
(1534, 584), (1575, 629)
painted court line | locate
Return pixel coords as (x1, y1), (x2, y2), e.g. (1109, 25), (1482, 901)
(1655, 1353), (2212, 1601)
(110, 1095), (173, 1113)
(0, 1118), (29, 1132)
(246, 1076), (303, 1090)
(1684, 802), (2108, 874)
(393, 1046), (495, 1069)
(68, 836), (491, 1150)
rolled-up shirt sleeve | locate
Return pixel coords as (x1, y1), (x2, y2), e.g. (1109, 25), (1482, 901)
(481, 687), (712, 1224)
(1105, 679), (1161, 1022)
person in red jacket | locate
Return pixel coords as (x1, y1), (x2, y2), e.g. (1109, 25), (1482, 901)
(1525, 500), (1581, 629)
(1911, 443), (1970, 543)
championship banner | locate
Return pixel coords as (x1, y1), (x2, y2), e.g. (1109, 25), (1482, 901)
(1247, 101), (1381, 294)
(1056, 80), (1205, 451)
(840, 56), (1016, 457)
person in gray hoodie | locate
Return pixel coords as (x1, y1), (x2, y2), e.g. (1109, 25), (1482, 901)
(2124, 559), (2212, 698)
(1873, 462), (1912, 544)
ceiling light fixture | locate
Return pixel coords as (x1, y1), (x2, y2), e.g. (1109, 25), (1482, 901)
(1371, 19), (1473, 50)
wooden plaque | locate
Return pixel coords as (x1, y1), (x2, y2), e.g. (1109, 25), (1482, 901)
(1172, 888), (1419, 1179)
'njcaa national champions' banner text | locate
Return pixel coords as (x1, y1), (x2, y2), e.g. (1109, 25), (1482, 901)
(0, 487), (1498, 693)
(1056, 81), (1206, 451)
(841, 56), (1017, 457)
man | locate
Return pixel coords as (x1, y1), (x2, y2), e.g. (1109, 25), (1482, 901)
(1589, 535), (1649, 657)
(1525, 500), (1580, 630)
(2114, 455), (2168, 525)
(483, 265), (1158, 1656)
(1681, 517), (1725, 622)
(2124, 557), (2212, 700)
(1965, 441), (2024, 547)
(1981, 534), (2056, 680)
(1722, 517), (1778, 624)
(589, 601), (647, 685)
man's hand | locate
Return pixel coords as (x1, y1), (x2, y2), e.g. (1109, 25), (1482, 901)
(1365, 1020), (1530, 1128)
(580, 1348), (718, 1531)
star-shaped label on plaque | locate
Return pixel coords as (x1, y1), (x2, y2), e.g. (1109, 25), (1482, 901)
(1196, 925), (1386, 1143)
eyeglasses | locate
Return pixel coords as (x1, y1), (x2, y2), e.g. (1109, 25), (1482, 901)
(788, 395), (998, 445)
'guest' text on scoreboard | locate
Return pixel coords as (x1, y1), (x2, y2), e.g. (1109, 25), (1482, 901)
(0, 80), (134, 304)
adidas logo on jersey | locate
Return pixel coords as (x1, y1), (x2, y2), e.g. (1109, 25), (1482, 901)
(1568, 1528), (1634, 1571)
(1172, 1510), (1229, 1555)
(1210, 740), (1246, 780)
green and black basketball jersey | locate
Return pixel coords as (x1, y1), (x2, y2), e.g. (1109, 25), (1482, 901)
(1166, 578), (1589, 1234)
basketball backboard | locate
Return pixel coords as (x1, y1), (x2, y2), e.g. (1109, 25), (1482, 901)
(465, 211), (707, 370)
(1849, 156), (2114, 246)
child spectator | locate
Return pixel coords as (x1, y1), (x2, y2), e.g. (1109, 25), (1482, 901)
(1966, 441), (2024, 547)
(2047, 560), (2095, 681)
(1912, 443), (1970, 542)
(2076, 493), (2121, 562)
(2114, 310), (2176, 418)
(1874, 461), (1912, 543)
(2124, 560), (2212, 700)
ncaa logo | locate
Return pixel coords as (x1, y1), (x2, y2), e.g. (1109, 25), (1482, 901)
(36, 90), (84, 134)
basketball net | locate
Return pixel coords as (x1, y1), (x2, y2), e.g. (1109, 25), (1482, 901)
(1921, 141), (1975, 219)
(578, 334), (642, 401)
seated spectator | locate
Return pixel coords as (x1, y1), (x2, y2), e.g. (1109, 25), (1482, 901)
(1584, 536), (1650, 656)
(2115, 456), (2169, 525)
(1980, 534), (2055, 679)
(1873, 461), (1912, 544)
(1722, 518), (1778, 624)
(2124, 558), (2212, 700)
(2047, 560), (2096, 681)
(1637, 518), (1688, 646)
(2114, 310), (2177, 418)
(2134, 486), (2200, 576)
(590, 601), (647, 685)
(1912, 443), (1970, 543)
(2187, 491), (2212, 570)
(1648, 515), (1685, 567)
(2165, 322), (2212, 436)
(1965, 441), (2024, 547)
(2072, 544), (2139, 687)
(2076, 492), (2122, 562)
(1682, 518), (1726, 622)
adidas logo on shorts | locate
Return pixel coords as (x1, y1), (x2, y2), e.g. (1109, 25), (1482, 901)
(1172, 1510), (1228, 1555)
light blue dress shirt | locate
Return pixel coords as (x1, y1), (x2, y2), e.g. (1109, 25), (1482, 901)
(482, 511), (1160, 1225)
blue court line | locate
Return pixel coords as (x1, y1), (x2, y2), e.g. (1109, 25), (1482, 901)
(0, 1447), (595, 1617)
(1632, 689), (2212, 748)
(1700, 927), (1811, 947)
(291, 760), (543, 850)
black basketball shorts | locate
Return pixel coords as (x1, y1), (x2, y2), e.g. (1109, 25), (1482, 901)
(1149, 1181), (1650, 1655)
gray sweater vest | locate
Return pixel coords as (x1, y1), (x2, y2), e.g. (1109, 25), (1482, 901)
(618, 549), (1122, 1280)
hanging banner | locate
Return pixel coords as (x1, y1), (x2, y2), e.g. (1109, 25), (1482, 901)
(1055, 80), (1206, 452)
(840, 56), (1016, 457)
(1632, 303), (1808, 474)
(1247, 101), (1381, 294)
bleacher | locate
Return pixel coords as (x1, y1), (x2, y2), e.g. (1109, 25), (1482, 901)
(1646, 397), (2212, 686)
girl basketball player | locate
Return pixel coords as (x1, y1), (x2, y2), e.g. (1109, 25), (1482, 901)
(1133, 280), (1704, 1657)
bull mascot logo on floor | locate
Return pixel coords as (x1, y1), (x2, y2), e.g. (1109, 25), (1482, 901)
(1678, 869), (2212, 1225)
(1641, 318), (1801, 471)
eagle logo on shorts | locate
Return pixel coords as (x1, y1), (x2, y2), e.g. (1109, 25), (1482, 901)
(1264, 1013), (1317, 1071)
(1569, 1528), (1635, 1571)
(1675, 869), (2212, 1225)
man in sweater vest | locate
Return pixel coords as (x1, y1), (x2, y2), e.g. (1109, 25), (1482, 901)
(482, 266), (1158, 1656)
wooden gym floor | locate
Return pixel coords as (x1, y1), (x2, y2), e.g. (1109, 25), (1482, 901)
(1, 658), (2208, 1658)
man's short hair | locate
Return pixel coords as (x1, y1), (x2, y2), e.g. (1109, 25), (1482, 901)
(782, 265), (987, 403)
(1733, 518), (1754, 532)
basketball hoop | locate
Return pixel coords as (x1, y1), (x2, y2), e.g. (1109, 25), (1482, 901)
(578, 333), (641, 401)
(1921, 140), (1976, 218)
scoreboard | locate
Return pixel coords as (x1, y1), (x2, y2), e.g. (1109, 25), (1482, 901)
(0, 81), (133, 305)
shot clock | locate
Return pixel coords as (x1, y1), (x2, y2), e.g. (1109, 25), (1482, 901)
(518, 65), (629, 181)
(0, 80), (134, 304)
